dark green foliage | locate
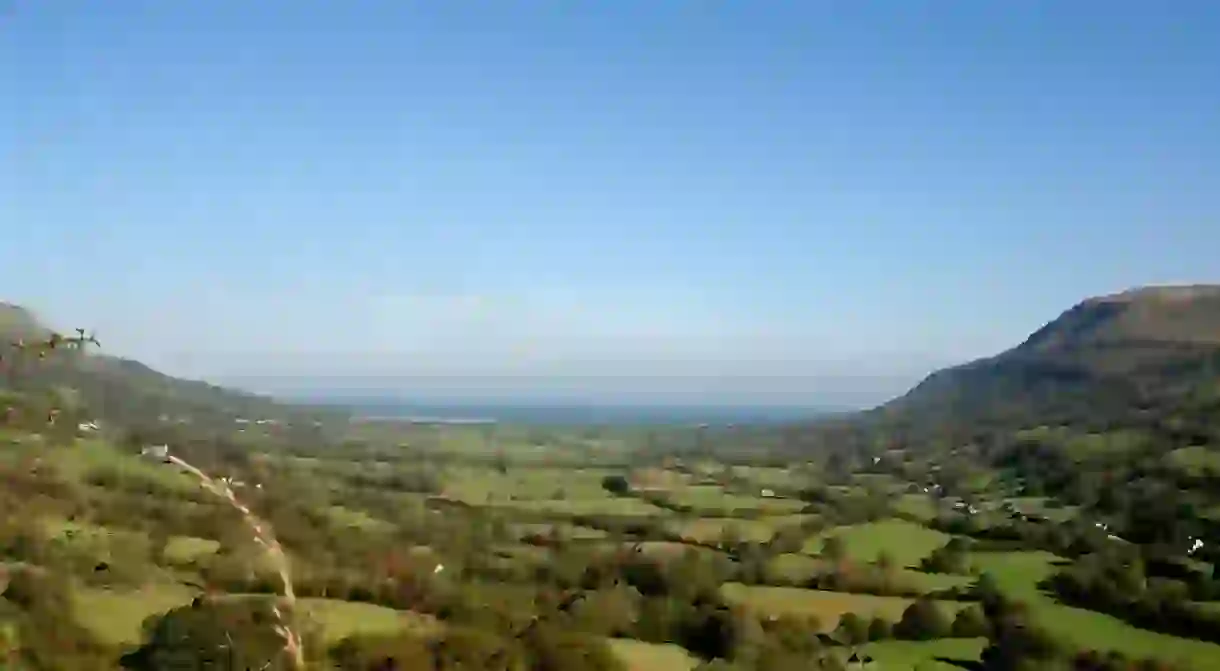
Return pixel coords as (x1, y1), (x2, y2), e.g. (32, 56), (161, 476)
(950, 605), (991, 638)
(821, 536), (846, 562)
(120, 597), (313, 671)
(1043, 552), (1220, 644)
(866, 616), (893, 641)
(0, 566), (116, 670)
(600, 475), (631, 496)
(893, 598), (952, 640)
(834, 612), (869, 645)
(920, 537), (971, 574)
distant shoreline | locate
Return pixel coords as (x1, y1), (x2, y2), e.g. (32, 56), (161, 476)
(315, 400), (843, 426)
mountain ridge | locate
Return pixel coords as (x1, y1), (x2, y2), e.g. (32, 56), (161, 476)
(879, 283), (1220, 427)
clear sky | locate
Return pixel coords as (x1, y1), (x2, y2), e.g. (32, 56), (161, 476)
(2, 1), (1218, 407)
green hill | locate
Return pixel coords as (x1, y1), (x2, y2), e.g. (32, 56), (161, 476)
(0, 301), (342, 431)
(878, 284), (1220, 430)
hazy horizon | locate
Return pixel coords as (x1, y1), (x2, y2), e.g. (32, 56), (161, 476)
(4, 2), (1217, 406)
(246, 375), (898, 410)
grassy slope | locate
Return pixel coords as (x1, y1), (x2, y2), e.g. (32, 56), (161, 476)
(973, 551), (1220, 670)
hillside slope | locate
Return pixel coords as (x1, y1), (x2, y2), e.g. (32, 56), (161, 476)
(880, 285), (1220, 429)
(0, 302), (337, 429)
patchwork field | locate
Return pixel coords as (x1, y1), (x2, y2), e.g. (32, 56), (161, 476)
(765, 553), (972, 593)
(50, 439), (198, 491)
(73, 584), (196, 645)
(441, 466), (623, 504)
(607, 639), (699, 671)
(726, 465), (809, 489)
(162, 535), (221, 564)
(857, 637), (988, 671)
(893, 494), (940, 521)
(972, 551), (1220, 670)
(664, 485), (808, 514)
(805, 519), (952, 566)
(667, 515), (815, 544)
(720, 583), (970, 630)
(9, 428), (1220, 671)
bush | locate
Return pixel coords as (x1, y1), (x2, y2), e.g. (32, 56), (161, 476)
(950, 605), (991, 638)
(894, 598), (952, 640)
(601, 475), (630, 496)
(867, 616), (893, 641)
(835, 612), (869, 645)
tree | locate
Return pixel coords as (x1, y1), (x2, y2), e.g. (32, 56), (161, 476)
(876, 551), (896, 574)
(719, 524), (744, 553)
(121, 598), (315, 671)
(867, 617), (892, 641)
(601, 475), (630, 496)
(921, 538), (970, 574)
(894, 599), (951, 640)
(822, 536), (846, 562)
(835, 613), (869, 645)
(950, 605), (990, 638)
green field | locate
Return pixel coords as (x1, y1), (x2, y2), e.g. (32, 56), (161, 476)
(893, 494), (940, 521)
(1166, 445), (1220, 477)
(606, 639), (699, 671)
(972, 551), (1220, 670)
(765, 553), (972, 593)
(665, 485), (808, 514)
(50, 439), (199, 492)
(490, 496), (665, 516)
(441, 466), (623, 503)
(667, 516), (812, 544)
(720, 583), (969, 630)
(857, 637), (988, 670)
(162, 535), (221, 564)
(511, 522), (609, 541)
(294, 597), (442, 643)
(806, 519), (951, 567)
(73, 584), (196, 645)
(727, 465), (807, 489)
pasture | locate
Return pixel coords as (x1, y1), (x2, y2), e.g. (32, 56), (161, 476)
(764, 553), (971, 593)
(73, 584), (196, 645)
(294, 597), (442, 643)
(893, 494), (940, 521)
(162, 535), (221, 564)
(857, 637), (988, 671)
(440, 466), (621, 504)
(806, 519), (951, 566)
(664, 485), (808, 514)
(667, 516), (812, 544)
(51, 439), (198, 492)
(606, 639), (699, 671)
(971, 551), (1220, 670)
(720, 583), (969, 630)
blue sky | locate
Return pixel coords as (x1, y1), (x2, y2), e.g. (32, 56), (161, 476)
(2, 1), (1218, 406)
